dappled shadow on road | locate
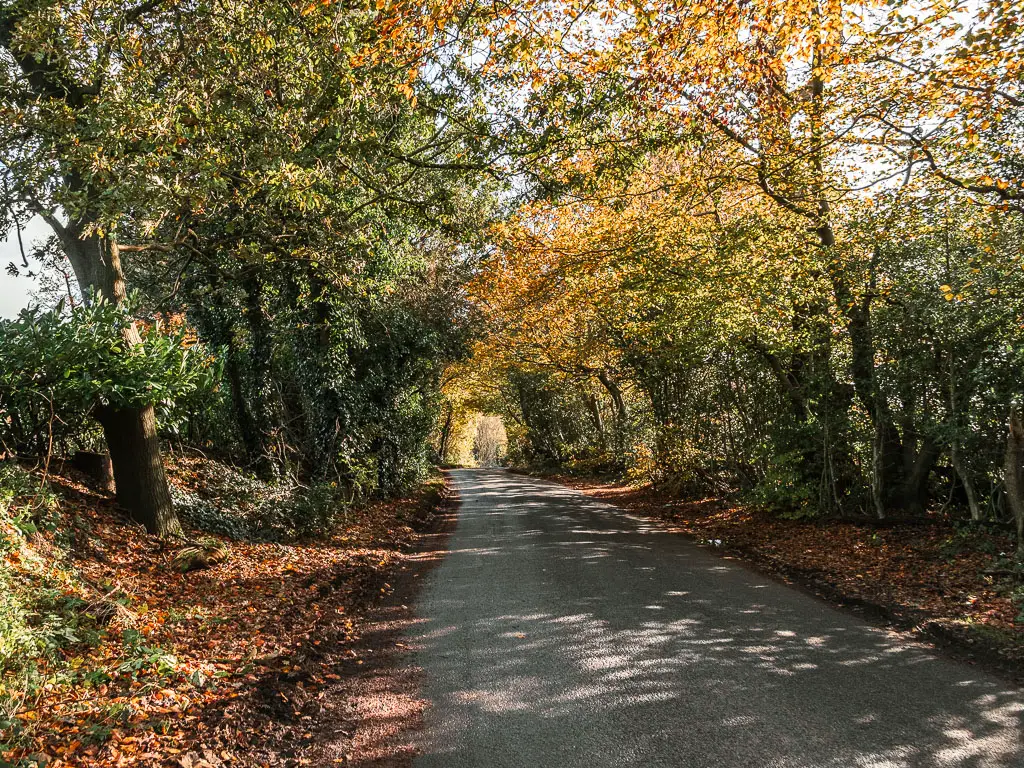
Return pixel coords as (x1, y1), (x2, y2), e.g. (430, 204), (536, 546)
(409, 469), (1024, 768)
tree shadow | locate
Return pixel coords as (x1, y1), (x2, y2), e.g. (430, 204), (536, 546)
(408, 469), (1024, 767)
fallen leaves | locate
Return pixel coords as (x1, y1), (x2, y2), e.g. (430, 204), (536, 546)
(1, 462), (445, 768)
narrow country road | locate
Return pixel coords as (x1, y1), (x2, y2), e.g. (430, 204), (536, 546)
(408, 469), (1024, 767)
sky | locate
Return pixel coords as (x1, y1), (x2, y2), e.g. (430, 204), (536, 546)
(0, 216), (49, 318)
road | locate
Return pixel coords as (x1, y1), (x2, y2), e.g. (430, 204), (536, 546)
(408, 469), (1023, 767)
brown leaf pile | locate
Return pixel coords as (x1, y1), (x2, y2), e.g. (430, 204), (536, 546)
(2, 466), (445, 768)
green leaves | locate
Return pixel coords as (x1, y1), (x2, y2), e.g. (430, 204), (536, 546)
(0, 294), (222, 440)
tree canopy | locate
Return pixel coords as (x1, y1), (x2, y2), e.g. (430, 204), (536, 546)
(2, 0), (1024, 763)
(1, 0), (1022, 534)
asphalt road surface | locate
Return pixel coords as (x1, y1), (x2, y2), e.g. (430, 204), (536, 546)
(409, 468), (1023, 767)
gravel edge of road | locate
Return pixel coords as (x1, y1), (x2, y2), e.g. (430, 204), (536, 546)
(297, 473), (461, 767)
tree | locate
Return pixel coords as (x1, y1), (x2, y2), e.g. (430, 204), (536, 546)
(0, 298), (220, 536)
(2, 0), (498, 529)
(1, 0), (215, 534)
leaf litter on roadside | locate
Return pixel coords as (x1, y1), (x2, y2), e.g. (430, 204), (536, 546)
(1, 459), (444, 768)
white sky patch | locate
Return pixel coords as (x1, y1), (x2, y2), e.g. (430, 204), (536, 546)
(0, 216), (50, 319)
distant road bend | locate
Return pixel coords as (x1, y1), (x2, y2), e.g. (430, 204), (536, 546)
(409, 468), (1023, 768)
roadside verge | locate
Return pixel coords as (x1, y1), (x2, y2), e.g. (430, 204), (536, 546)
(296, 473), (459, 767)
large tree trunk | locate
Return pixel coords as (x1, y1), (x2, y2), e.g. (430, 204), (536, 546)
(98, 403), (181, 537)
(1005, 406), (1024, 558)
(51, 222), (183, 537)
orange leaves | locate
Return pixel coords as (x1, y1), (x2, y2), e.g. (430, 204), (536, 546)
(468, 139), (806, 392)
(300, 0), (333, 16)
(4, 459), (441, 768)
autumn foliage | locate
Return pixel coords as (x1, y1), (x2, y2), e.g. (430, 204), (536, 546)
(1, 0), (1023, 763)
(1, 458), (446, 767)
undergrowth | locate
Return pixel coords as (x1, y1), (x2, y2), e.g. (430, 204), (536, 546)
(1, 455), (426, 764)
(0, 463), (105, 757)
(168, 455), (356, 542)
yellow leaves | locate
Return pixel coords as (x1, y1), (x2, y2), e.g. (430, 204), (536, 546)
(469, 145), (806, 383)
(300, 0), (333, 15)
(253, 31), (276, 53)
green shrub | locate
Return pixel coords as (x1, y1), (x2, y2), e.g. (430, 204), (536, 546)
(170, 485), (253, 540)
(0, 294), (222, 455)
(271, 482), (352, 540)
(170, 459), (353, 542)
(750, 448), (817, 518)
(0, 565), (39, 671)
(0, 463), (60, 540)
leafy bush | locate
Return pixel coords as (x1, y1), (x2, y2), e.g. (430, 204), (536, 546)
(0, 295), (222, 455)
(0, 463), (60, 540)
(269, 482), (352, 540)
(750, 448), (817, 518)
(170, 485), (253, 540)
(169, 458), (353, 542)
